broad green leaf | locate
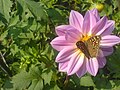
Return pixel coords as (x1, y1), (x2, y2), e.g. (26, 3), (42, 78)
(12, 67), (44, 90)
(42, 70), (53, 85)
(80, 75), (95, 86)
(52, 85), (61, 90)
(28, 79), (43, 90)
(17, 0), (33, 21)
(8, 15), (19, 27)
(25, 0), (47, 21)
(94, 76), (112, 89)
(29, 66), (42, 79)
(28, 66), (43, 90)
(107, 46), (120, 77)
(3, 79), (13, 90)
(47, 8), (66, 23)
(17, 0), (27, 15)
(0, 0), (12, 22)
(12, 70), (31, 90)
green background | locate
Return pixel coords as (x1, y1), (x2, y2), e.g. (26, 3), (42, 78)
(0, 0), (120, 90)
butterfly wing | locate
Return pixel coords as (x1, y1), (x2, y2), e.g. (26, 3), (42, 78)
(86, 35), (101, 58)
(76, 41), (90, 59)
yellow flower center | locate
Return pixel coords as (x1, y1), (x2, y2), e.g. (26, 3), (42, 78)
(81, 35), (92, 42)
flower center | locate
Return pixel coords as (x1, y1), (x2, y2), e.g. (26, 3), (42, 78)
(81, 35), (91, 42)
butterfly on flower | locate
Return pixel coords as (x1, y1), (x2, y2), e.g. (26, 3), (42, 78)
(76, 36), (101, 59)
(51, 9), (120, 77)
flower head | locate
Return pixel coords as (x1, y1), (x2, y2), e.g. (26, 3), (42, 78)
(50, 9), (120, 77)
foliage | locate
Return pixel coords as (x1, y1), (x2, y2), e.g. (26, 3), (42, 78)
(0, 0), (120, 90)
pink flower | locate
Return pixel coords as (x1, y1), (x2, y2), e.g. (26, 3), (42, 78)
(50, 9), (120, 77)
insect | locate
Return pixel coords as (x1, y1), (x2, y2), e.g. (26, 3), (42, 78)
(76, 35), (101, 59)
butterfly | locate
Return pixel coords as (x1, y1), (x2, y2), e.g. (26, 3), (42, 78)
(76, 35), (101, 59)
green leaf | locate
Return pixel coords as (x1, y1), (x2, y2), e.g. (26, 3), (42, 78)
(0, 0), (12, 22)
(12, 65), (44, 90)
(0, 30), (8, 40)
(52, 85), (61, 90)
(12, 70), (31, 90)
(94, 76), (112, 89)
(42, 70), (53, 85)
(0, 20), (4, 27)
(28, 66), (43, 90)
(40, 0), (56, 8)
(107, 46), (120, 77)
(25, 0), (47, 21)
(3, 79), (13, 90)
(10, 44), (19, 56)
(9, 15), (19, 27)
(41, 44), (56, 60)
(113, 86), (120, 90)
(112, 80), (120, 90)
(28, 79), (43, 90)
(80, 75), (95, 86)
(47, 8), (65, 23)
(18, 31), (34, 39)
(17, 0), (27, 16)
(29, 66), (42, 79)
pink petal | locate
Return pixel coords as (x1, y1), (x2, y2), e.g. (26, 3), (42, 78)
(67, 53), (84, 75)
(98, 20), (115, 36)
(50, 36), (74, 51)
(59, 60), (69, 72)
(82, 10), (97, 35)
(91, 8), (100, 21)
(100, 47), (114, 56)
(69, 10), (83, 32)
(55, 25), (76, 36)
(97, 57), (106, 68)
(100, 35), (120, 47)
(92, 16), (108, 35)
(97, 49), (104, 58)
(76, 58), (87, 77)
(56, 47), (77, 63)
(65, 28), (82, 43)
(87, 58), (99, 76)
